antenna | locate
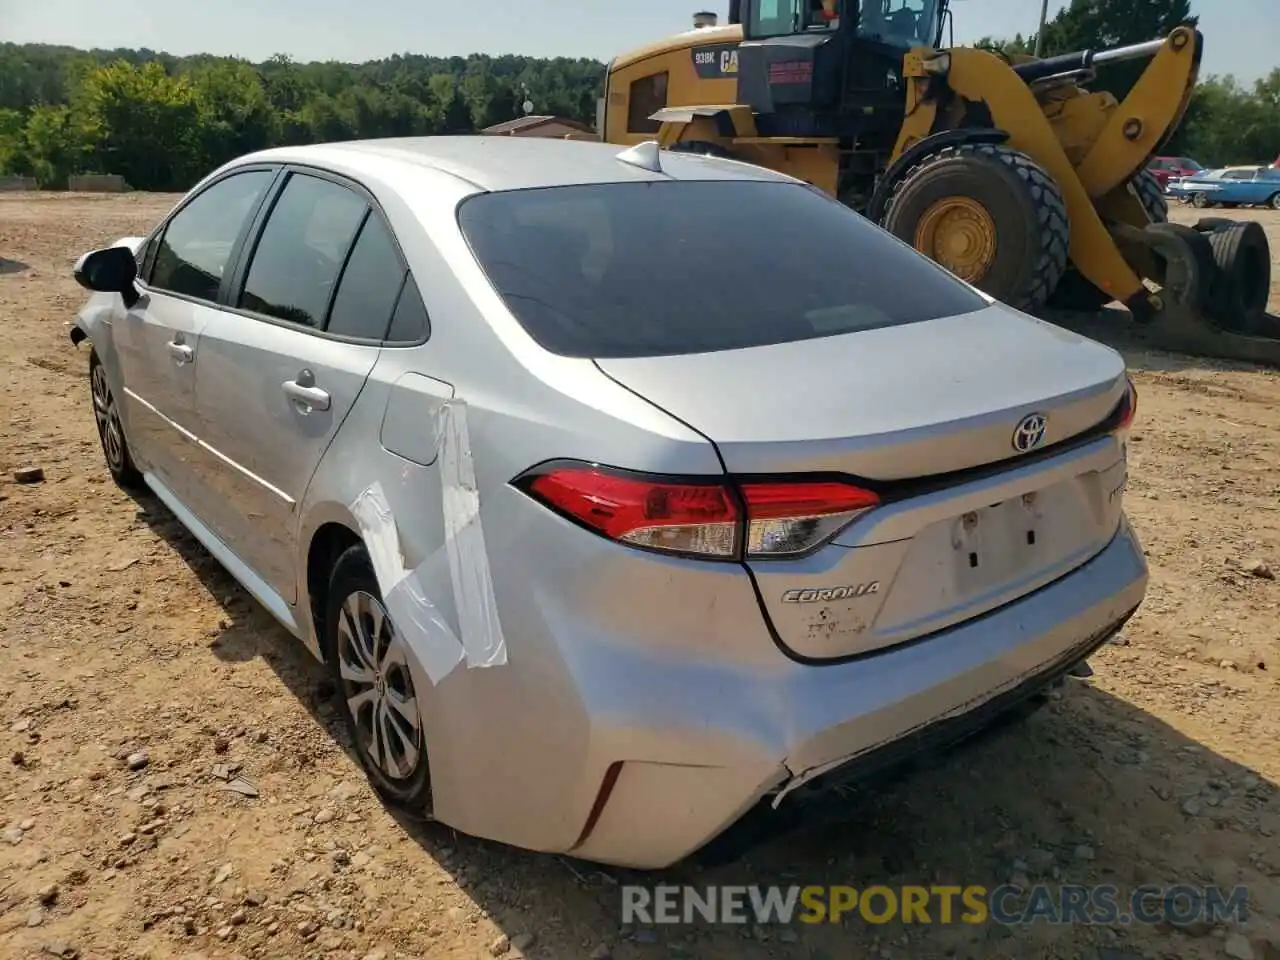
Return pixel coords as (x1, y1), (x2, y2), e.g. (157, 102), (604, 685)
(616, 140), (664, 173)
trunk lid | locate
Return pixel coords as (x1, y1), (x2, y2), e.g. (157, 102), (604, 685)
(594, 303), (1126, 483)
(595, 304), (1132, 659)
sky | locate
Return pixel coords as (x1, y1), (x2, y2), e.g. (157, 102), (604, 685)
(2, 0), (1276, 85)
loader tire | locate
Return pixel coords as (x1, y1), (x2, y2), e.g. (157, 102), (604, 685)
(1205, 221), (1271, 334)
(1132, 168), (1170, 223)
(1047, 169), (1169, 312)
(881, 143), (1069, 312)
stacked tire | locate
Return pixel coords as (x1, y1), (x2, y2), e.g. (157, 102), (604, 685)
(1192, 218), (1272, 334)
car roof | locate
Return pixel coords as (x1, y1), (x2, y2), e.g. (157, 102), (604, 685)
(226, 135), (801, 194)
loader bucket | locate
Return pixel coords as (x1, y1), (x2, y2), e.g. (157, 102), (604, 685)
(1112, 221), (1280, 367)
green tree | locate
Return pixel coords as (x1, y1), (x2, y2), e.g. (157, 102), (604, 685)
(22, 104), (92, 186)
(190, 60), (278, 172)
(0, 107), (23, 173)
(76, 60), (201, 189)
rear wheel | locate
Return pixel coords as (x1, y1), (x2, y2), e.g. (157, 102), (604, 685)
(324, 544), (432, 812)
(1047, 169), (1168, 312)
(881, 143), (1069, 312)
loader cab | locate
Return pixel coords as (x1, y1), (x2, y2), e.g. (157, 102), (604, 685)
(733, 0), (944, 140)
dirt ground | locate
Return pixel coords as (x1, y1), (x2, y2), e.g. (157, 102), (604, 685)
(1, 193), (1279, 960)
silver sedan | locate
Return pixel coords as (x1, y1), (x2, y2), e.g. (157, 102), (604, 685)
(70, 135), (1147, 869)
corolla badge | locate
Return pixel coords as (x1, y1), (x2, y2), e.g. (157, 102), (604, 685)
(1012, 412), (1048, 453)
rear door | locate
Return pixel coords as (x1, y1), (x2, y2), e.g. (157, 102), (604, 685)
(189, 169), (407, 603)
(115, 168), (276, 498)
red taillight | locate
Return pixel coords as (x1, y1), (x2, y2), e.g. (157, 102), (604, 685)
(522, 466), (880, 560)
(528, 468), (740, 557)
(740, 481), (880, 556)
(1116, 376), (1138, 430)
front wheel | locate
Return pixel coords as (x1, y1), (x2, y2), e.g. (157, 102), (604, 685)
(1270, 193), (1280, 210)
(89, 350), (143, 490)
(881, 143), (1070, 312)
(1192, 193), (1213, 209)
(324, 544), (433, 811)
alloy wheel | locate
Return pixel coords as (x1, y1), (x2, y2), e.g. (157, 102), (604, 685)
(335, 590), (423, 782)
(91, 362), (125, 472)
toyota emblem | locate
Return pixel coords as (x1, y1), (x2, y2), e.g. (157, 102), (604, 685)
(1012, 412), (1048, 453)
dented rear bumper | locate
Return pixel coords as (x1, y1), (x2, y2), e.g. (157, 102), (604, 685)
(569, 517), (1147, 869)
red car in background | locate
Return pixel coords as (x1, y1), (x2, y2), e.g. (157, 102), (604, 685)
(1148, 156), (1205, 190)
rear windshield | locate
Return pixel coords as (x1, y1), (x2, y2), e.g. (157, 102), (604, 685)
(456, 179), (988, 358)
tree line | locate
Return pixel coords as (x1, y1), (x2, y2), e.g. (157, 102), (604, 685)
(1, 0), (1276, 192)
(0, 43), (603, 189)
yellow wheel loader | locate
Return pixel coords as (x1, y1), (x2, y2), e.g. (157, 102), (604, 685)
(600, 2), (1280, 366)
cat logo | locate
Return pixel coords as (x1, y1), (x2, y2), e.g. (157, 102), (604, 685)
(691, 44), (740, 79)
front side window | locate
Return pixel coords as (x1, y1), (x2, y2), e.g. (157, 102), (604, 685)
(458, 179), (988, 359)
(858, 0), (942, 48)
(238, 172), (368, 328)
(751, 0), (802, 37)
(149, 170), (273, 302)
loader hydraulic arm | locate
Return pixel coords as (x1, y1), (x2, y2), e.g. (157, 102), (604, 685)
(1011, 37), (1168, 85)
(1073, 26), (1202, 200)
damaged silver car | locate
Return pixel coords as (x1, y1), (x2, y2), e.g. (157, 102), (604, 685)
(70, 136), (1148, 869)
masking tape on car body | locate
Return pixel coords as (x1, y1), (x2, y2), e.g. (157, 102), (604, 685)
(348, 400), (507, 684)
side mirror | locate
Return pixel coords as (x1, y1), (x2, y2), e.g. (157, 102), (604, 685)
(73, 245), (140, 308)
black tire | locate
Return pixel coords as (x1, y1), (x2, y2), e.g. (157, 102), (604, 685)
(1270, 193), (1280, 211)
(88, 349), (144, 490)
(1131, 168), (1169, 223)
(1193, 217), (1235, 234)
(1047, 169), (1168, 312)
(1192, 193), (1213, 209)
(324, 544), (432, 811)
(1205, 221), (1271, 334)
(881, 143), (1070, 312)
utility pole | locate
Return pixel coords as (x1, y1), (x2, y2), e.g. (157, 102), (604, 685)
(1034, 0), (1050, 56)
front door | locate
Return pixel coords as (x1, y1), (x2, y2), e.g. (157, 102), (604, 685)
(116, 169), (277, 499)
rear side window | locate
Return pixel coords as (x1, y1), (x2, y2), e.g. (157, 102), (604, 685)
(326, 212), (408, 340)
(386, 274), (430, 343)
(457, 180), (988, 358)
(238, 172), (367, 328)
(150, 170), (273, 301)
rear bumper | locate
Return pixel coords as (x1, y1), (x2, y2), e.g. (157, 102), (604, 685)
(569, 517), (1148, 869)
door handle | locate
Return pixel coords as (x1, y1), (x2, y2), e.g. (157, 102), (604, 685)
(167, 341), (193, 364)
(283, 379), (331, 412)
